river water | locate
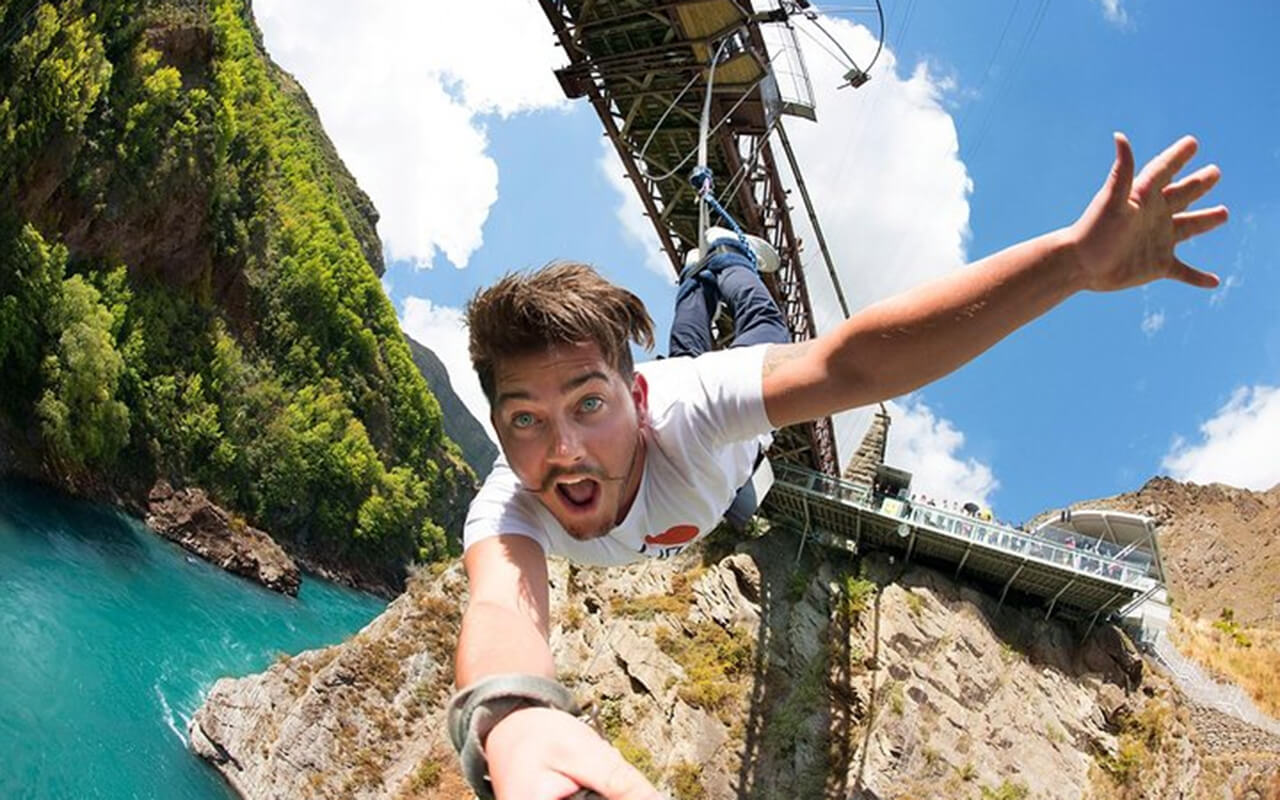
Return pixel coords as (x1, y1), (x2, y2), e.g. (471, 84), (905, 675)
(0, 478), (388, 799)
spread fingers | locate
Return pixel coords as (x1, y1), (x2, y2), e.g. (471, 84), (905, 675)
(1163, 164), (1221, 212)
(1135, 135), (1198, 194)
(1173, 205), (1229, 243)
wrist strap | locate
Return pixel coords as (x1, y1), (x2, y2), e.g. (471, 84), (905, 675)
(447, 674), (579, 799)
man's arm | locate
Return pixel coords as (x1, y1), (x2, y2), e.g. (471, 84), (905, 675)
(761, 133), (1227, 429)
(457, 534), (555, 686)
(456, 536), (662, 800)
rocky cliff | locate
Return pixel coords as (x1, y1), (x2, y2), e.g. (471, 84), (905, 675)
(189, 520), (1280, 799)
(406, 337), (497, 480)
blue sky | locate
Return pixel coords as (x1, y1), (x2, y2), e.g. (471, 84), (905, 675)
(256, 0), (1278, 525)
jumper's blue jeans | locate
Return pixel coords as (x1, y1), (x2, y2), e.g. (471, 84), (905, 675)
(668, 239), (790, 357)
(668, 239), (787, 530)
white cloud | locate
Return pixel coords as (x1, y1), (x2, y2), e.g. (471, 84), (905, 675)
(399, 297), (496, 445)
(1162, 385), (1280, 491)
(1209, 273), (1242, 307)
(884, 398), (999, 508)
(599, 143), (673, 280)
(782, 18), (971, 317)
(1141, 309), (1165, 337)
(775, 17), (973, 466)
(254, 0), (566, 269)
(1097, 0), (1129, 26)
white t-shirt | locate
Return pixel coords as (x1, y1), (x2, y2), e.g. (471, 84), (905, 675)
(462, 344), (775, 566)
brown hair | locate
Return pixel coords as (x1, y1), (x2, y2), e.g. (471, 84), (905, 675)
(466, 262), (655, 404)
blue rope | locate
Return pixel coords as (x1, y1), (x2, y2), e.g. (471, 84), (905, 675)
(688, 167), (757, 270)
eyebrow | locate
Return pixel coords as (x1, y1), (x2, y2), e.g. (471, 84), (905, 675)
(495, 370), (610, 409)
(563, 370), (610, 393)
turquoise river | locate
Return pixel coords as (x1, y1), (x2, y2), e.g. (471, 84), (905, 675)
(0, 478), (388, 799)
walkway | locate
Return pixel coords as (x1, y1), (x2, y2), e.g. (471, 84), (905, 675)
(765, 463), (1154, 622)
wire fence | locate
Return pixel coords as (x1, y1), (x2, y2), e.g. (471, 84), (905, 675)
(1148, 630), (1280, 737)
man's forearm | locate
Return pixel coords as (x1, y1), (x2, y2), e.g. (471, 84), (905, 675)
(824, 228), (1083, 411)
(455, 599), (556, 689)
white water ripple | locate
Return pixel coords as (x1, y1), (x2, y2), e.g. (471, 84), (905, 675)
(154, 683), (188, 747)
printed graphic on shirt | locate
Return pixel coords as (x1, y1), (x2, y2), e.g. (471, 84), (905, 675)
(639, 524), (700, 559)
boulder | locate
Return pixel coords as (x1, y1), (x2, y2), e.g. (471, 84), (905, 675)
(146, 480), (300, 595)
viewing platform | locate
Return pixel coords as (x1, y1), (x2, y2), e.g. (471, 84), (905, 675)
(764, 463), (1167, 630)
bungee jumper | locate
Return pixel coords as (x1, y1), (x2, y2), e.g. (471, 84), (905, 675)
(445, 8), (1228, 800)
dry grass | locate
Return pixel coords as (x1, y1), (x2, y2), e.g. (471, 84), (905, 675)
(1092, 695), (1176, 798)
(656, 620), (754, 723)
(1172, 612), (1280, 717)
(610, 567), (705, 620)
(670, 761), (705, 800)
(611, 592), (687, 620)
(394, 751), (470, 800)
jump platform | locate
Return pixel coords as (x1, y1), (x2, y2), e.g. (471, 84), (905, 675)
(765, 462), (1166, 627)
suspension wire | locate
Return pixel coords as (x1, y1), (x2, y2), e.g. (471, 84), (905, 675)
(803, 11), (861, 72)
(777, 122), (850, 319)
(632, 74), (764, 185)
(694, 38), (724, 255)
(895, 0), (920, 60)
(796, 0), (887, 85)
(863, 0), (886, 72)
(685, 35), (760, 269)
(833, 0), (913, 175)
(636, 70), (702, 165)
(956, 0), (1022, 139)
(792, 20), (855, 74)
(969, 0), (1049, 157)
(716, 115), (778, 210)
(878, 0), (1052, 322)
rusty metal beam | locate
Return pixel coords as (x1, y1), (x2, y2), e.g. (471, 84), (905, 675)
(540, 0), (683, 269)
(571, 0), (716, 34)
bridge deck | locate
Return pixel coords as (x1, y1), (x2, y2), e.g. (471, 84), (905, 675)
(765, 464), (1156, 621)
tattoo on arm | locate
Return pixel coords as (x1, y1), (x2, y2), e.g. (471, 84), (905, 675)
(763, 340), (814, 379)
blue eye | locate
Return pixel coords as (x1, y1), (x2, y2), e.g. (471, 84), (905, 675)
(581, 396), (603, 412)
(512, 412), (536, 429)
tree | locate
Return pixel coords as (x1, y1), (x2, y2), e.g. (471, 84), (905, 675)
(36, 273), (130, 469)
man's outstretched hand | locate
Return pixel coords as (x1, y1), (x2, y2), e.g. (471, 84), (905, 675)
(485, 707), (665, 800)
(1068, 133), (1227, 293)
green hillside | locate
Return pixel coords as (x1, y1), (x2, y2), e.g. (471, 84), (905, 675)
(0, 0), (475, 587)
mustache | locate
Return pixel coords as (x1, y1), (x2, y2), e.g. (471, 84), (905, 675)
(521, 465), (630, 495)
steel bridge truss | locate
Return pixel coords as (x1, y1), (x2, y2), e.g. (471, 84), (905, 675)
(538, 0), (838, 476)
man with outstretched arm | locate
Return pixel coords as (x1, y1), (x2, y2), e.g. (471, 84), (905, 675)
(447, 134), (1226, 800)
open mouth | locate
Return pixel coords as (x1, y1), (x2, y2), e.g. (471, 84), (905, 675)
(555, 478), (600, 512)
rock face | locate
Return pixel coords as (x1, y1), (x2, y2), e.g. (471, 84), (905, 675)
(188, 528), (1280, 799)
(190, 566), (467, 799)
(146, 481), (300, 596)
(405, 336), (497, 480)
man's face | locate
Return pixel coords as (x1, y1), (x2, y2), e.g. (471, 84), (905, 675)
(491, 341), (648, 540)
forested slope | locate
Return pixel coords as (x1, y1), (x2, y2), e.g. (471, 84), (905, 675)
(0, 0), (474, 587)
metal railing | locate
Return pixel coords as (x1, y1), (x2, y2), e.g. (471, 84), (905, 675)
(756, 1), (816, 120)
(772, 463), (1155, 589)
